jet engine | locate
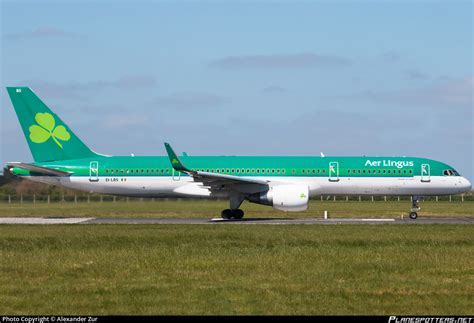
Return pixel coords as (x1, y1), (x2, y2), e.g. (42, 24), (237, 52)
(248, 185), (309, 212)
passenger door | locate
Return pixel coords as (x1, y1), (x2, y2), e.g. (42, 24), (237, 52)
(329, 161), (339, 182)
(421, 163), (430, 182)
(172, 168), (181, 181)
(89, 161), (99, 182)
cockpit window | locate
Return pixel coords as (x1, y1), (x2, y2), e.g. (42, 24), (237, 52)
(443, 169), (460, 176)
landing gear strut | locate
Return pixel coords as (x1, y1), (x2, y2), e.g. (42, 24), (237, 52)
(221, 209), (244, 220)
(409, 196), (422, 220)
(221, 193), (245, 220)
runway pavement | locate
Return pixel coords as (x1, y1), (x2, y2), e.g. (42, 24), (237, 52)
(0, 216), (472, 225)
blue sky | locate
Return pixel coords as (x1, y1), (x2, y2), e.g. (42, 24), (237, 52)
(1, 0), (473, 180)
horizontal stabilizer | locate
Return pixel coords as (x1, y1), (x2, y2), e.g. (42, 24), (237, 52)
(7, 162), (73, 176)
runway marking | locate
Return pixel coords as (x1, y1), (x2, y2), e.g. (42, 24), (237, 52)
(0, 217), (94, 224)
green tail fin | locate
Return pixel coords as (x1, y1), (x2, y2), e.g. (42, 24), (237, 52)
(6, 87), (98, 162)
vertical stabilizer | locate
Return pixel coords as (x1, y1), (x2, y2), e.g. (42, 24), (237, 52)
(6, 87), (98, 162)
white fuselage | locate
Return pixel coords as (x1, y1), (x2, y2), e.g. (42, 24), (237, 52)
(26, 175), (471, 198)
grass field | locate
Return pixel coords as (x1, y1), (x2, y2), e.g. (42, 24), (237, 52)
(0, 199), (472, 218)
(0, 225), (472, 315)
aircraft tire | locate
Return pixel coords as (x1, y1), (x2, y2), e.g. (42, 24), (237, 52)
(221, 209), (232, 219)
(233, 209), (244, 219)
(409, 212), (418, 220)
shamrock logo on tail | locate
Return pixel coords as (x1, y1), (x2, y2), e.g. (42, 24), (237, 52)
(29, 112), (71, 149)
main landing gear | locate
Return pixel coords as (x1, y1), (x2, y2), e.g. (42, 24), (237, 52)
(409, 196), (422, 220)
(221, 193), (245, 220)
(221, 209), (244, 220)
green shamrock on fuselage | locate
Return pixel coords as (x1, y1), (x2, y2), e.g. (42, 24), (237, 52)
(29, 112), (71, 149)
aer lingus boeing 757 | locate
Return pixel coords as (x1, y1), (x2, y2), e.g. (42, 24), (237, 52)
(5, 87), (472, 219)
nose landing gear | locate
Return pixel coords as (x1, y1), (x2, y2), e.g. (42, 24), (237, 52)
(409, 196), (422, 219)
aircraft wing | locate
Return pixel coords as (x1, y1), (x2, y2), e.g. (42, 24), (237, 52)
(164, 143), (270, 191)
(7, 162), (73, 177)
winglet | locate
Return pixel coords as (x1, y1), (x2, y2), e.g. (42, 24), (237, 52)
(164, 143), (190, 172)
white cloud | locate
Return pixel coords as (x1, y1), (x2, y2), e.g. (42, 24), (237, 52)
(153, 92), (229, 109)
(5, 26), (79, 40)
(18, 75), (157, 100)
(332, 76), (473, 109)
(209, 52), (352, 70)
(262, 85), (287, 94)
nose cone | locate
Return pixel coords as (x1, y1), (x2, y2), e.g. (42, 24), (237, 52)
(461, 177), (472, 192)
